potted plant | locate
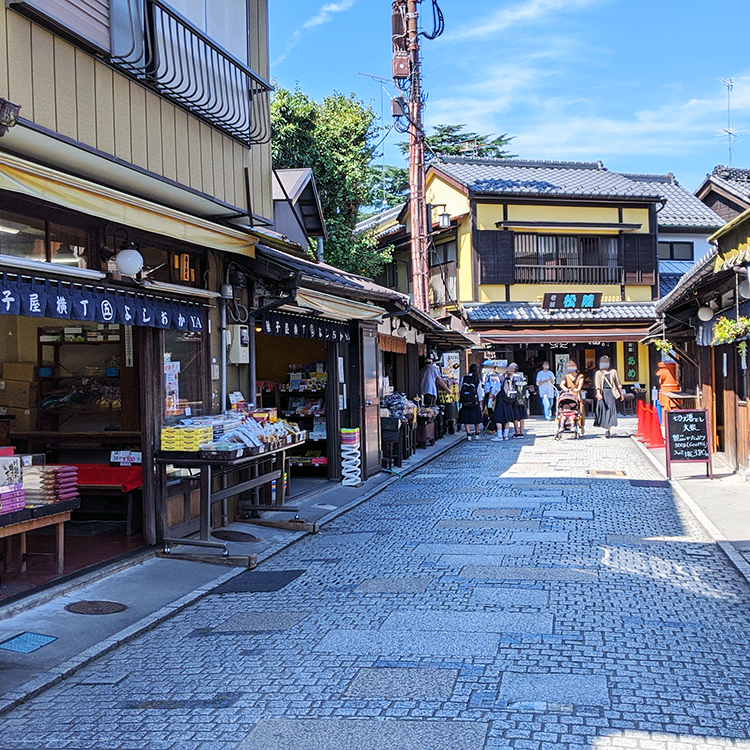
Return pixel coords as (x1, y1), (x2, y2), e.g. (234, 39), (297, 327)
(712, 316), (750, 345)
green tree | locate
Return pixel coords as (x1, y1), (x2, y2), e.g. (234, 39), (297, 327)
(399, 123), (516, 161)
(271, 87), (392, 278)
(365, 124), (516, 213)
(366, 164), (410, 211)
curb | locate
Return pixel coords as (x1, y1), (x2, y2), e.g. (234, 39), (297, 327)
(0, 434), (465, 717)
(631, 436), (750, 588)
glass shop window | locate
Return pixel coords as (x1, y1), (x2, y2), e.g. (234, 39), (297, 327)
(49, 223), (88, 268)
(163, 328), (205, 418)
(0, 210), (46, 260)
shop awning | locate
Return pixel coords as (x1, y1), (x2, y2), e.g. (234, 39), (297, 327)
(0, 151), (255, 257)
(293, 288), (384, 321)
(480, 327), (651, 344)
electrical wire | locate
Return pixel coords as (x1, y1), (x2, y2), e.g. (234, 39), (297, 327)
(419, 0), (444, 40)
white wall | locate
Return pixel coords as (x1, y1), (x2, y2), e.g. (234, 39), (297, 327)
(658, 231), (714, 264)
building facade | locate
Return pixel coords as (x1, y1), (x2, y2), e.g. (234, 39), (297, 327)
(656, 209), (750, 476)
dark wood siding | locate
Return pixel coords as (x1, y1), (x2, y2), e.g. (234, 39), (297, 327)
(475, 229), (515, 285)
(10, 0), (110, 51)
(623, 234), (656, 285)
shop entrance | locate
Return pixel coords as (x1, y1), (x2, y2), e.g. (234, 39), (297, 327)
(254, 332), (334, 498)
(0, 315), (145, 602)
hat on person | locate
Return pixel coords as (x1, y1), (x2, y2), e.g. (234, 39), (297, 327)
(507, 362), (518, 371)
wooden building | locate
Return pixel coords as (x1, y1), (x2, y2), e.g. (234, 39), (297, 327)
(656, 209), (750, 476)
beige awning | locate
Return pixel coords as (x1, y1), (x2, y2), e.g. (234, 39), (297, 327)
(0, 151), (255, 257)
(481, 327), (650, 344)
(294, 288), (384, 321)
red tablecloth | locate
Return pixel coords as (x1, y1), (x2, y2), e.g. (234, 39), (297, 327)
(73, 464), (143, 493)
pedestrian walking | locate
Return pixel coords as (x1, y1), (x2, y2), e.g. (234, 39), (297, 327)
(593, 355), (624, 438)
(419, 357), (448, 406)
(535, 361), (557, 421)
(492, 362), (528, 440)
(559, 360), (586, 435)
(458, 363), (484, 441)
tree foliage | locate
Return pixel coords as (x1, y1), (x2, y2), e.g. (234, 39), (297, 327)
(270, 87), (392, 278)
(399, 123), (516, 161)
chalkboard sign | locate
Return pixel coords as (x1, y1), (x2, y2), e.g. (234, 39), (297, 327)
(664, 409), (713, 479)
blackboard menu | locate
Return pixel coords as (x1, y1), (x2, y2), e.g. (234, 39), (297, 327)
(665, 409), (713, 479)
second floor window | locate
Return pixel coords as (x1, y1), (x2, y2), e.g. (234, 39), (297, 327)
(515, 234), (620, 267)
(658, 241), (694, 261)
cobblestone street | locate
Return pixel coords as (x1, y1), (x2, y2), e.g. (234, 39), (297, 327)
(1, 418), (750, 750)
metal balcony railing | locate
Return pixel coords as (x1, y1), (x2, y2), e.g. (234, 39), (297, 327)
(429, 261), (457, 307)
(110, 0), (271, 146)
(515, 264), (623, 285)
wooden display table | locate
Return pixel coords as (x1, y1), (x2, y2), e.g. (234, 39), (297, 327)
(0, 510), (70, 575)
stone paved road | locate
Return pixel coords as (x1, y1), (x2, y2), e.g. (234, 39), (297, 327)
(1, 419), (750, 749)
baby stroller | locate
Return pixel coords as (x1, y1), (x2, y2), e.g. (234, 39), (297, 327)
(555, 391), (582, 440)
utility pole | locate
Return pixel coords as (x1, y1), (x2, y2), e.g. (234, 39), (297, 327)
(393, 0), (429, 313)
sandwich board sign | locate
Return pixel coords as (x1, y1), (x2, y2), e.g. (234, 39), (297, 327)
(664, 409), (713, 479)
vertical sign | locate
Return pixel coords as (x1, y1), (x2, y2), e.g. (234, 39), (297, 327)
(624, 342), (639, 382)
(665, 409), (713, 479)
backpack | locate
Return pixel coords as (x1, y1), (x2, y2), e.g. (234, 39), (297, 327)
(501, 376), (518, 403)
(514, 378), (528, 406)
(459, 377), (478, 408)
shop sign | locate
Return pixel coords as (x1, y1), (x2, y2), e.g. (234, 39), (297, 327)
(542, 292), (602, 310)
(261, 311), (351, 342)
(624, 342), (639, 381)
(0, 274), (204, 332)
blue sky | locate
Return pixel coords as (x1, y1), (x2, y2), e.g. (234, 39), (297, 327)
(269, 0), (750, 192)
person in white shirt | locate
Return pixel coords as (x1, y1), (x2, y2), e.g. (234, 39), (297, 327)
(535, 361), (557, 421)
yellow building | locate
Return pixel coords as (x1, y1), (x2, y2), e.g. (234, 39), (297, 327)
(370, 157), (677, 395)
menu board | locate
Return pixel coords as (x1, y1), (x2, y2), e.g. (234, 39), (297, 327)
(665, 409), (713, 479)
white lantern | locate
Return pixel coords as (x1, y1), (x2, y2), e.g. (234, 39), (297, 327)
(697, 306), (715, 322)
(115, 244), (144, 276)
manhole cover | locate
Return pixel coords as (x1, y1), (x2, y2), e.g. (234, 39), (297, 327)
(65, 600), (128, 615)
(211, 530), (262, 543)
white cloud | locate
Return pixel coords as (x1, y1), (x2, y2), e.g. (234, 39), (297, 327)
(445, 0), (606, 41)
(274, 0), (355, 65)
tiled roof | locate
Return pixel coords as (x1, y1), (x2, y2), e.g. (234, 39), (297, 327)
(354, 204), (405, 235)
(433, 157), (663, 200)
(467, 301), (657, 325)
(707, 166), (750, 203)
(621, 173), (724, 230)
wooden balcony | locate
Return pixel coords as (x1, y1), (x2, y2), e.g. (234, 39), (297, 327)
(515, 264), (623, 285)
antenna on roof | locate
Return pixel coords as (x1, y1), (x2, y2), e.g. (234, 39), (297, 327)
(719, 78), (736, 166)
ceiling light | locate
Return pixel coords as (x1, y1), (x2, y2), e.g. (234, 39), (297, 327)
(0, 223), (20, 235)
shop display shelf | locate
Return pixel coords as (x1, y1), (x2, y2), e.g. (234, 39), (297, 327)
(0, 507), (33, 527)
(28, 497), (81, 518)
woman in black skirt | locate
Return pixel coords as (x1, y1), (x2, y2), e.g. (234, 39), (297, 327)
(593, 356), (623, 438)
(458, 363), (484, 441)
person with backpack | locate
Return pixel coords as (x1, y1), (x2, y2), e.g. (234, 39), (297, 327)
(491, 362), (527, 440)
(458, 363), (484, 441)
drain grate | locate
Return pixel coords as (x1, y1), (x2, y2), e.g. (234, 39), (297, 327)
(587, 469), (626, 477)
(0, 632), (57, 654)
(211, 530), (263, 543)
(210, 569), (306, 594)
(120, 692), (241, 710)
(65, 600), (128, 615)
